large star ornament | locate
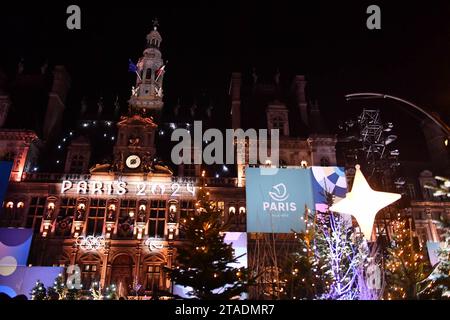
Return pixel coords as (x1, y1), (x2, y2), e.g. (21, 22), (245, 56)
(329, 165), (401, 240)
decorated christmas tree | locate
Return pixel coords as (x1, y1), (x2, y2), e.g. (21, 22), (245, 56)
(167, 185), (247, 299)
(30, 280), (47, 300)
(418, 217), (450, 299)
(46, 274), (67, 300)
(282, 210), (328, 299)
(384, 214), (430, 299)
(283, 189), (372, 300)
(314, 211), (367, 300)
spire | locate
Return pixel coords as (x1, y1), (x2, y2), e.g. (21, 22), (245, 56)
(128, 20), (165, 118)
(146, 17), (162, 49)
(152, 17), (159, 30)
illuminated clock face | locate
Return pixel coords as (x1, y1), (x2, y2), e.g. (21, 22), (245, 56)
(126, 155), (141, 169)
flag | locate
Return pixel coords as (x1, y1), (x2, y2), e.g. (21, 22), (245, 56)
(128, 59), (137, 73)
(155, 65), (166, 81)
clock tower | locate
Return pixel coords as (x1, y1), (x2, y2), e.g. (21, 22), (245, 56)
(129, 18), (165, 119)
(112, 115), (157, 173)
(112, 19), (165, 173)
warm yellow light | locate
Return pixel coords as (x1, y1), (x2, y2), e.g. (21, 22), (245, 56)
(6, 201), (14, 209)
(329, 165), (401, 240)
(17, 202), (24, 208)
(445, 138), (448, 147)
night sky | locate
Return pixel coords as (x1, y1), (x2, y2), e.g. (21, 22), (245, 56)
(1, 1), (450, 163)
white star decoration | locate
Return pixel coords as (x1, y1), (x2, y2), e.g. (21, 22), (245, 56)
(329, 165), (401, 240)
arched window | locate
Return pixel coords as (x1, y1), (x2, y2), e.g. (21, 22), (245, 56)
(145, 68), (152, 80)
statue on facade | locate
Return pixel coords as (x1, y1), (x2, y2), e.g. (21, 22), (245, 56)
(75, 206), (85, 221)
(128, 135), (140, 146)
(45, 206), (54, 220)
(142, 152), (153, 173)
(111, 152), (124, 173)
(107, 208), (116, 221)
(138, 207), (146, 222)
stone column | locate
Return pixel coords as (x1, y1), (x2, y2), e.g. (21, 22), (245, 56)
(100, 243), (110, 288)
(134, 242), (142, 287)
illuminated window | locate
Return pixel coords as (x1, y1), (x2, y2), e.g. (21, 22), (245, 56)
(17, 202), (24, 208)
(229, 206), (236, 215)
(87, 199), (106, 236)
(149, 200), (166, 238)
(26, 197), (46, 232)
(2, 201), (16, 221)
(145, 265), (161, 292)
(118, 199), (136, 238)
(56, 198), (76, 237)
(179, 200), (195, 239)
(180, 200), (195, 220)
(81, 264), (99, 289)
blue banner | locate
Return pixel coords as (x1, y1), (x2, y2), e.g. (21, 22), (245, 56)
(245, 167), (314, 233)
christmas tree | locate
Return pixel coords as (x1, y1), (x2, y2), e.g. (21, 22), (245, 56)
(314, 211), (366, 300)
(384, 214), (430, 299)
(282, 210), (328, 299)
(418, 217), (450, 299)
(30, 280), (47, 300)
(46, 274), (67, 300)
(167, 185), (247, 299)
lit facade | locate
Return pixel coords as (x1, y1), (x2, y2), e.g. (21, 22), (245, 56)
(0, 23), (448, 299)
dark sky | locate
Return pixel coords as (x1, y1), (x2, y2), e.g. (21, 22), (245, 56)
(1, 1), (450, 162)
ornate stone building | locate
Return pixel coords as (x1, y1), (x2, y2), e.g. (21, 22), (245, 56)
(0, 22), (447, 299)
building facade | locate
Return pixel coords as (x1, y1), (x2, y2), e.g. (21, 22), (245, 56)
(0, 23), (449, 299)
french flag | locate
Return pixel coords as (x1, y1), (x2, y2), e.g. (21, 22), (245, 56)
(155, 65), (166, 80)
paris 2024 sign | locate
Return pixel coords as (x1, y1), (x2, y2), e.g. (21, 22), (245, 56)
(245, 166), (347, 233)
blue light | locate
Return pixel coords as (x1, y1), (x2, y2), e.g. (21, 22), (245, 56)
(222, 165), (228, 172)
(215, 173), (219, 178)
